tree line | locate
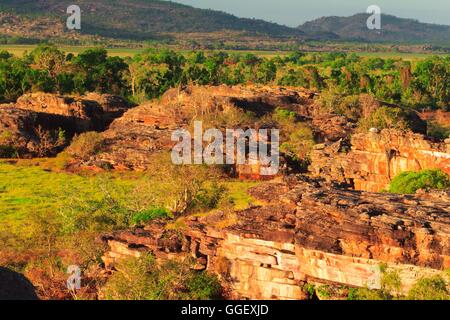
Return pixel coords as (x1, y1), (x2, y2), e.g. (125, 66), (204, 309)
(0, 45), (449, 110)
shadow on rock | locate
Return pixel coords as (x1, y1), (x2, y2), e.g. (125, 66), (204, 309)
(0, 267), (38, 300)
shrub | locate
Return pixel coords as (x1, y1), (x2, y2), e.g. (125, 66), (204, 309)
(389, 169), (450, 194)
(30, 127), (66, 157)
(347, 287), (388, 300)
(0, 145), (17, 158)
(407, 276), (449, 300)
(101, 254), (222, 300)
(66, 132), (105, 161)
(317, 90), (362, 121)
(0, 131), (18, 158)
(427, 121), (450, 140)
(358, 106), (426, 133)
(273, 107), (297, 122)
(280, 124), (315, 161)
(192, 182), (224, 211)
(347, 264), (401, 300)
(316, 285), (332, 299)
(381, 266), (402, 297)
(134, 153), (222, 215)
(185, 271), (223, 300)
(131, 207), (171, 225)
(302, 283), (316, 300)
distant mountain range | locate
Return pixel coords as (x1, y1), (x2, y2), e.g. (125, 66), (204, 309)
(298, 13), (450, 44)
(1, 1), (450, 45)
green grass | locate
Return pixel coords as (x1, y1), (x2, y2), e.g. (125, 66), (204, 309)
(0, 162), (136, 234)
(0, 45), (146, 58)
(222, 180), (262, 211)
(1, 44), (442, 60)
(0, 162), (261, 235)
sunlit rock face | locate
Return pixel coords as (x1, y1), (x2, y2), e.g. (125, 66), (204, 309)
(15, 92), (131, 131)
(102, 178), (450, 300)
(310, 129), (450, 192)
(0, 92), (131, 157)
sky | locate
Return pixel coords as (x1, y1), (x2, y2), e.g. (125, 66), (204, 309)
(170, 0), (450, 27)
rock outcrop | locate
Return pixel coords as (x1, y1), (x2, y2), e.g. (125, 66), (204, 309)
(310, 129), (450, 192)
(15, 92), (131, 131)
(102, 177), (450, 300)
(92, 85), (349, 171)
(0, 92), (132, 157)
(0, 106), (81, 157)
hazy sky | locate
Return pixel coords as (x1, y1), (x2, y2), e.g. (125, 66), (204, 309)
(170, 0), (450, 26)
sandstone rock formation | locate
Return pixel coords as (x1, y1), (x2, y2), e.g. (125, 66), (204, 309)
(91, 85), (348, 171)
(0, 106), (81, 157)
(15, 92), (131, 131)
(102, 177), (450, 300)
(0, 92), (131, 157)
(310, 129), (450, 192)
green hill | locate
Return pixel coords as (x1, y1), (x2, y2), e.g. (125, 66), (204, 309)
(2, 1), (450, 45)
(0, 0), (304, 40)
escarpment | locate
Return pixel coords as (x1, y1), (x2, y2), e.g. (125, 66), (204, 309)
(310, 129), (450, 192)
(102, 178), (450, 300)
(2, 84), (449, 300)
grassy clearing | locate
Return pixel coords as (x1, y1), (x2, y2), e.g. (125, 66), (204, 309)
(0, 45), (286, 58)
(0, 162), (135, 234)
(1, 44), (441, 60)
(0, 45), (146, 58)
(0, 161), (261, 235)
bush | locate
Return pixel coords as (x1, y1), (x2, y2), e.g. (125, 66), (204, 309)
(66, 132), (105, 161)
(0, 131), (18, 158)
(101, 254), (222, 300)
(185, 271), (223, 300)
(273, 107), (297, 122)
(389, 169), (450, 194)
(358, 106), (426, 133)
(0, 145), (17, 158)
(131, 207), (171, 225)
(347, 287), (388, 300)
(427, 122), (450, 140)
(280, 124), (315, 161)
(407, 276), (449, 300)
(317, 90), (361, 121)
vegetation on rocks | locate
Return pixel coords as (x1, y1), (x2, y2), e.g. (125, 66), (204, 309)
(101, 254), (222, 300)
(65, 132), (105, 161)
(357, 106), (425, 133)
(389, 169), (450, 194)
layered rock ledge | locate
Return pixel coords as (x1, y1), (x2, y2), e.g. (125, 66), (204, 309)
(310, 129), (450, 192)
(102, 178), (450, 300)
